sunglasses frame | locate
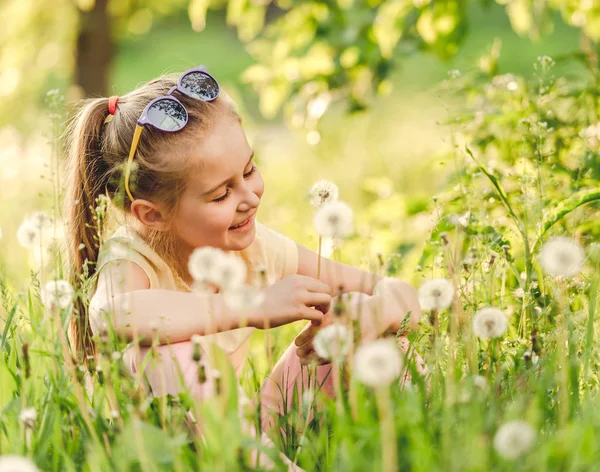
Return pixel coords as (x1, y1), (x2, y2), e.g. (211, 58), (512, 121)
(124, 66), (221, 202)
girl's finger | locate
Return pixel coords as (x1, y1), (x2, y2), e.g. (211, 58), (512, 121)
(300, 307), (324, 324)
(299, 353), (330, 366)
(296, 343), (314, 359)
(295, 323), (320, 346)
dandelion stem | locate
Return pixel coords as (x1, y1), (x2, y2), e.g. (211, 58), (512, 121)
(376, 386), (397, 472)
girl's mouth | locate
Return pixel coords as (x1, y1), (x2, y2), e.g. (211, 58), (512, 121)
(229, 214), (255, 232)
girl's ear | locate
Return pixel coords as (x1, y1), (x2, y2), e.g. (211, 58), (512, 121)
(130, 199), (169, 232)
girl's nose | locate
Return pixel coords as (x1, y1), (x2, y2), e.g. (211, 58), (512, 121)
(238, 181), (261, 211)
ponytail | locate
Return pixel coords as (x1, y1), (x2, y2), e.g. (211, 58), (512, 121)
(63, 75), (242, 360)
(64, 98), (111, 360)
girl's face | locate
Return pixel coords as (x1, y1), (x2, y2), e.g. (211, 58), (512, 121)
(171, 114), (264, 255)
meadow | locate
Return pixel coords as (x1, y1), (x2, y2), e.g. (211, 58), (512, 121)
(1, 2), (599, 471)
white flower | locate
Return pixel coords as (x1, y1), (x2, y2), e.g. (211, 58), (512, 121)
(213, 253), (247, 291)
(19, 408), (37, 429)
(224, 285), (265, 313)
(313, 201), (354, 238)
(16, 213), (50, 249)
(188, 246), (226, 283)
(309, 180), (339, 208)
(539, 237), (585, 277)
(353, 339), (403, 387)
(191, 334), (202, 345)
(313, 324), (352, 361)
(41, 280), (74, 310)
(188, 248), (247, 291)
(0, 455), (39, 472)
(493, 420), (537, 459)
(418, 278), (454, 311)
(472, 307), (508, 339)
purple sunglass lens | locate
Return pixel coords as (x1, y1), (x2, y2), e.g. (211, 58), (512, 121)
(180, 71), (219, 101)
(147, 98), (187, 131)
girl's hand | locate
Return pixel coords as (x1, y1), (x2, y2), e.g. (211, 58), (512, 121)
(293, 280), (421, 365)
(372, 277), (421, 335)
(294, 319), (332, 366)
(250, 275), (332, 329)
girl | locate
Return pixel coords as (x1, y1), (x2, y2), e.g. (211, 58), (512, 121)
(65, 66), (424, 467)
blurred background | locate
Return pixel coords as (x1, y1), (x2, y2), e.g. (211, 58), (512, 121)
(0, 0), (591, 286)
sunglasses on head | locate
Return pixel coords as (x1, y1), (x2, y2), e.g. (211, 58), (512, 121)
(120, 65), (220, 202)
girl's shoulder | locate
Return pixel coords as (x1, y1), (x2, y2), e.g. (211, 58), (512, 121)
(96, 226), (175, 290)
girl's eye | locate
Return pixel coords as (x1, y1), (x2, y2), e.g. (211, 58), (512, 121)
(244, 165), (257, 179)
(213, 189), (230, 202)
(213, 166), (257, 203)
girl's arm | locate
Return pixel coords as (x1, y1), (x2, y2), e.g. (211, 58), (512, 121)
(90, 260), (252, 345)
(295, 243), (421, 338)
(296, 243), (383, 295)
(90, 259), (329, 345)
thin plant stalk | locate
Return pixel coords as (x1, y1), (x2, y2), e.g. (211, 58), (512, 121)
(376, 386), (397, 472)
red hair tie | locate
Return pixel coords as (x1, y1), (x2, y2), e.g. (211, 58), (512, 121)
(108, 96), (119, 115)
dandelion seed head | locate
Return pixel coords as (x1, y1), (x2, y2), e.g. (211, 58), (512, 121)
(309, 180), (339, 208)
(41, 280), (74, 310)
(224, 285), (265, 313)
(188, 248), (246, 291)
(188, 246), (226, 283)
(472, 307), (508, 339)
(493, 421), (537, 460)
(16, 219), (40, 249)
(313, 201), (354, 238)
(19, 408), (37, 429)
(353, 339), (403, 387)
(0, 455), (39, 472)
(313, 324), (352, 361)
(539, 236), (585, 277)
(418, 278), (454, 311)
(214, 253), (247, 291)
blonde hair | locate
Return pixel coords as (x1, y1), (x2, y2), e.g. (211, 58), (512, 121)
(64, 74), (245, 359)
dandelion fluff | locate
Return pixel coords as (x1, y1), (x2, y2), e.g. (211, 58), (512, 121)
(309, 180), (339, 208)
(353, 339), (403, 387)
(493, 420), (537, 460)
(313, 201), (354, 238)
(41, 280), (74, 310)
(539, 236), (585, 277)
(472, 307), (508, 339)
(214, 253), (247, 291)
(16, 212), (53, 249)
(313, 324), (352, 361)
(188, 246), (226, 283)
(19, 408), (37, 429)
(224, 285), (265, 313)
(0, 455), (39, 472)
(418, 278), (454, 311)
